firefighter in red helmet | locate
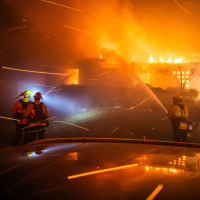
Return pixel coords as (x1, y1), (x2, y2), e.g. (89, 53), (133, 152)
(23, 92), (49, 144)
(11, 90), (32, 146)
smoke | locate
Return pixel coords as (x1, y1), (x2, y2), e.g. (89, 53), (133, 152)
(2, 0), (200, 65)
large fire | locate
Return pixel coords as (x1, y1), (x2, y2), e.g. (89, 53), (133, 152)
(149, 55), (189, 64)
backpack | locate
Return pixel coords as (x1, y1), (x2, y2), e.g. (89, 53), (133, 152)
(30, 102), (46, 123)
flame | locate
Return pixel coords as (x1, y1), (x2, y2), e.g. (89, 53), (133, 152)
(160, 57), (164, 62)
(167, 56), (172, 63)
(174, 57), (184, 63)
(149, 55), (189, 63)
(149, 55), (154, 63)
(100, 53), (103, 60)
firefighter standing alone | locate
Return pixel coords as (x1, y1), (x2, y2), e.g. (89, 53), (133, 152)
(11, 90), (32, 146)
(168, 94), (189, 142)
(23, 92), (49, 143)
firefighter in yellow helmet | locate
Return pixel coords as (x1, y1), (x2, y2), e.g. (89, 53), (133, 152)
(11, 90), (32, 146)
(168, 94), (189, 142)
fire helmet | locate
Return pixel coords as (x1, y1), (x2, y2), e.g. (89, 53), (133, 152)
(34, 92), (43, 100)
(16, 90), (31, 98)
(172, 94), (183, 101)
(24, 90), (32, 98)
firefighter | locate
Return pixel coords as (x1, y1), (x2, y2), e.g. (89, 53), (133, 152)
(23, 92), (49, 143)
(11, 90), (32, 146)
(168, 94), (189, 142)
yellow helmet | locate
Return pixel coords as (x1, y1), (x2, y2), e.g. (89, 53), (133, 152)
(172, 94), (183, 101)
(23, 90), (32, 98)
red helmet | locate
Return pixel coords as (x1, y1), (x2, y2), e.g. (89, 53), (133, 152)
(34, 92), (42, 99)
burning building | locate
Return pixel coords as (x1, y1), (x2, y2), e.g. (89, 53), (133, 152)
(132, 55), (200, 90)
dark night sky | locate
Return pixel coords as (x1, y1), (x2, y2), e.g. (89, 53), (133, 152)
(1, 0), (200, 68)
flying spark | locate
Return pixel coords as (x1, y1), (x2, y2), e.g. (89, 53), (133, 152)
(40, 0), (82, 12)
(45, 72), (76, 96)
(112, 127), (119, 133)
(68, 163), (138, 179)
(8, 26), (28, 31)
(2, 66), (68, 76)
(97, 72), (109, 77)
(127, 95), (152, 110)
(23, 116), (57, 130)
(173, 0), (191, 15)
(0, 115), (20, 121)
(64, 25), (94, 35)
(0, 164), (22, 175)
(54, 120), (90, 131)
(146, 184), (164, 200)
(47, 88), (63, 94)
(161, 116), (169, 121)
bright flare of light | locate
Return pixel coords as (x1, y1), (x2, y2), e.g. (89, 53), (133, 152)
(68, 163), (138, 179)
(27, 152), (38, 157)
(186, 84), (189, 88)
(148, 55), (187, 63)
(167, 56), (173, 63)
(145, 166), (150, 171)
(160, 57), (165, 62)
(100, 53), (103, 60)
(149, 55), (154, 63)
(174, 57), (184, 63)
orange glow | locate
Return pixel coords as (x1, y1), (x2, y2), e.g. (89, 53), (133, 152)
(149, 55), (154, 63)
(66, 152), (78, 160)
(64, 69), (79, 85)
(146, 184), (164, 200)
(68, 163), (138, 179)
(148, 55), (189, 63)
(167, 56), (173, 63)
(174, 57), (184, 63)
(182, 156), (187, 160)
(145, 166), (181, 174)
(100, 53), (103, 60)
(145, 166), (150, 171)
